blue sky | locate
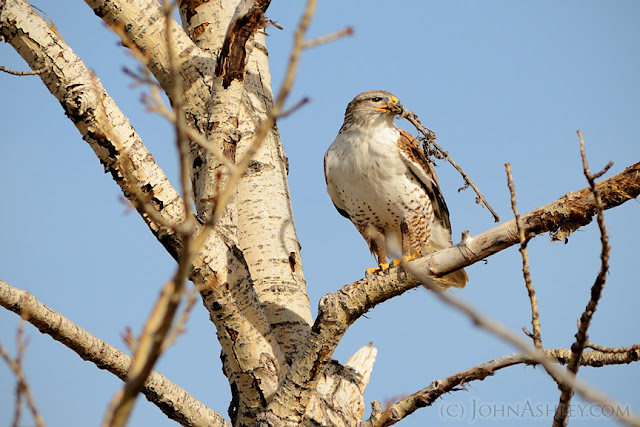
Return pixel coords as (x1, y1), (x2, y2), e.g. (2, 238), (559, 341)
(1, 1), (639, 426)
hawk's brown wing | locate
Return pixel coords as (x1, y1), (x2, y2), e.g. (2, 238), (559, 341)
(397, 129), (452, 232)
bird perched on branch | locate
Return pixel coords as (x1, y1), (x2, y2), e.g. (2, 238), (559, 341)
(324, 90), (467, 288)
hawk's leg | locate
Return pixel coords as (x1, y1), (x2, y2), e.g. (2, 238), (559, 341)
(363, 225), (389, 275)
(390, 220), (421, 268)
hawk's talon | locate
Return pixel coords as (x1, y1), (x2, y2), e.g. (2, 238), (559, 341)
(365, 262), (390, 276)
(390, 251), (421, 268)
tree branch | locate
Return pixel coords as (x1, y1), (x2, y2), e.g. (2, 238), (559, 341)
(0, 0), (188, 253)
(553, 131), (613, 427)
(412, 268), (640, 427)
(0, 321), (45, 427)
(0, 281), (229, 427)
(277, 159), (640, 424)
(0, 64), (48, 75)
(361, 347), (640, 427)
(506, 163), (542, 348)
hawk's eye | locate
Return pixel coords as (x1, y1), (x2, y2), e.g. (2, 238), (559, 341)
(371, 97), (383, 102)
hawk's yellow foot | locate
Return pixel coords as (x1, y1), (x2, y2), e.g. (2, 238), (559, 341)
(365, 262), (390, 275)
(390, 251), (421, 268)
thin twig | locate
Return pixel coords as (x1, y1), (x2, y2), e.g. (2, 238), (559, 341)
(302, 26), (353, 49)
(506, 163), (542, 349)
(553, 131), (613, 427)
(586, 341), (640, 354)
(0, 322), (45, 427)
(11, 321), (26, 427)
(102, 3), (195, 426)
(405, 264), (640, 427)
(278, 96), (310, 119)
(400, 110), (500, 222)
(144, 92), (235, 170)
(0, 65), (49, 76)
(161, 285), (199, 352)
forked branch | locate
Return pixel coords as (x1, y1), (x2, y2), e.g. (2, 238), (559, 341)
(411, 268), (640, 427)
(553, 131), (614, 427)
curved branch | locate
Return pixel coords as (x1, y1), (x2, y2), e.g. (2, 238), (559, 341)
(361, 348), (640, 427)
(0, 281), (229, 427)
(276, 160), (640, 423)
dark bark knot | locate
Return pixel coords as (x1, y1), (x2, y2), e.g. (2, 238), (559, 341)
(63, 85), (97, 121)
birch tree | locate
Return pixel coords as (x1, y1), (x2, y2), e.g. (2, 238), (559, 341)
(1, 1), (639, 426)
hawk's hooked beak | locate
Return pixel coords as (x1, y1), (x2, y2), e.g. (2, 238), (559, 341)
(376, 96), (404, 115)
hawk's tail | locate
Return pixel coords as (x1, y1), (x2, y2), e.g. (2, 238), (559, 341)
(435, 268), (468, 290)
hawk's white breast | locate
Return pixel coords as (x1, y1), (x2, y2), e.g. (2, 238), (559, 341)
(324, 121), (432, 257)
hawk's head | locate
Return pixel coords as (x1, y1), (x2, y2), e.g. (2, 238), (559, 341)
(343, 90), (404, 129)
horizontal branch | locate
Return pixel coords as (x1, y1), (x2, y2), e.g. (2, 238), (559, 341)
(362, 347), (640, 427)
(422, 160), (640, 278)
(0, 281), (229, 427)
(275, 160), (640, 423)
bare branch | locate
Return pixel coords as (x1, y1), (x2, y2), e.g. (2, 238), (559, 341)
(0, 280), (229, 427)
(409, 267), (640, 427)
(506, 163), (542, 348)
(361, 347), (640, 427)
(0, 322), (45, 427)
(302, 26), (353, 49)
(161, 286), (199, 352)
(553, 131), (613, 427)
(278, 97), (310, 119)
(0, 64), (48, 75)
(400, 110), (500, 222)
(586, 341), (640, 354)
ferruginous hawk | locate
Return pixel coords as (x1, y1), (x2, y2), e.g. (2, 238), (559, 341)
(324, 90), (467, 288)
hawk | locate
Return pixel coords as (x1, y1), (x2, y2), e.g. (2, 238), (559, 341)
(324, 90), (467, 288)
